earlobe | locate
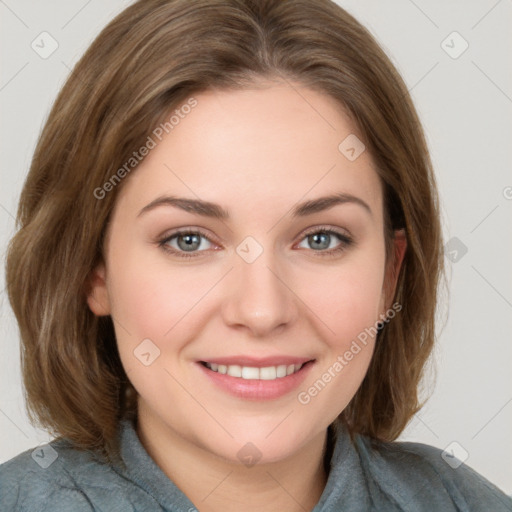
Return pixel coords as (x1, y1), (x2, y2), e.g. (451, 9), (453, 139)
(383, 229), (407, 311)
(85, 262), (111, 316)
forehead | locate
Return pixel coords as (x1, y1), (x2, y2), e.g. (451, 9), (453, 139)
(114, 81), (383, 221)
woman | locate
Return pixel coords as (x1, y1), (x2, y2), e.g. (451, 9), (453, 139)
(1, 0), (510, 510)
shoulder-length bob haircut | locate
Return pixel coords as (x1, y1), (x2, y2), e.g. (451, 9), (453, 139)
(6, 0), (445, 461)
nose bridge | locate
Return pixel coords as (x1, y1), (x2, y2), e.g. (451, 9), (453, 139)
(222, 238), (297, 336)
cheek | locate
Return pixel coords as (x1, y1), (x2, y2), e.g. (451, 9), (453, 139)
(106, 252), (217, 403)
(293, 256), (384, 423)
(105, 240), (216, 372)
(299, 252), (386, 348)
(106, 231), (211, 333)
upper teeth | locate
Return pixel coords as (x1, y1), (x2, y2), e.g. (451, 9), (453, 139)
(204, 362), (304, 380)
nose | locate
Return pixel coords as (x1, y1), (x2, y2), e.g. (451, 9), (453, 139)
(221, 249), (298, 338)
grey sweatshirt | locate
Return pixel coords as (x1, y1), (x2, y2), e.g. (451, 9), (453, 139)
(1, 418), (511, 511)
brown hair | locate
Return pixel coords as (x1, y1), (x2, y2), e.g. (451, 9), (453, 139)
(5, 0), (445, 461)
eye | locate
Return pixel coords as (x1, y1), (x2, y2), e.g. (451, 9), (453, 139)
(296, 226), (353, 257)
(158, 229), (216, 258)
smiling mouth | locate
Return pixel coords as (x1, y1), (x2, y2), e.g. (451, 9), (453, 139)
(200, 361), (314, 381)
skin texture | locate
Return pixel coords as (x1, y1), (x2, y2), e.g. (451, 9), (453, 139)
(87, 79), (406, 512)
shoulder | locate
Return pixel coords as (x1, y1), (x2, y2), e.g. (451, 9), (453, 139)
(354, 434), (512, 511)
(0, 438), (138, 512)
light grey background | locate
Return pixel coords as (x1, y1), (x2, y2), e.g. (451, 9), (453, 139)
(1, 0), (511, 494)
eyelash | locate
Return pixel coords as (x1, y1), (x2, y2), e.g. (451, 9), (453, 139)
(157, 225), (354, 259)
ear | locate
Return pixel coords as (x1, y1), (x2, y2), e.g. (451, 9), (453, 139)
(381, 229), (407, 311)
(85, 261), (111, 316)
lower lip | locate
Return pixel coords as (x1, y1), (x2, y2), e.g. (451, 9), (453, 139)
(196, 361), (315, 400)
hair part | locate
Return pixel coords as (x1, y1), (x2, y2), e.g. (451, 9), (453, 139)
(5, 0), (445, 462)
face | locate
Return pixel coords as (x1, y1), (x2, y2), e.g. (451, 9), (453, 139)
(88, 79), (406, 464)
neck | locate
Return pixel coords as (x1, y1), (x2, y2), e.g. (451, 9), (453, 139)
(135, 409), (330, 512)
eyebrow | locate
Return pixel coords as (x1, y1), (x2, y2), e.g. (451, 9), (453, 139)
(137, 192), (372, 220)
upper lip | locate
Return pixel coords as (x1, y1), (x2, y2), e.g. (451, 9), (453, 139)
(199, 356), (315, 368)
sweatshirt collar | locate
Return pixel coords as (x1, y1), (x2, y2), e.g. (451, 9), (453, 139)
(119, 418), (197, 511)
